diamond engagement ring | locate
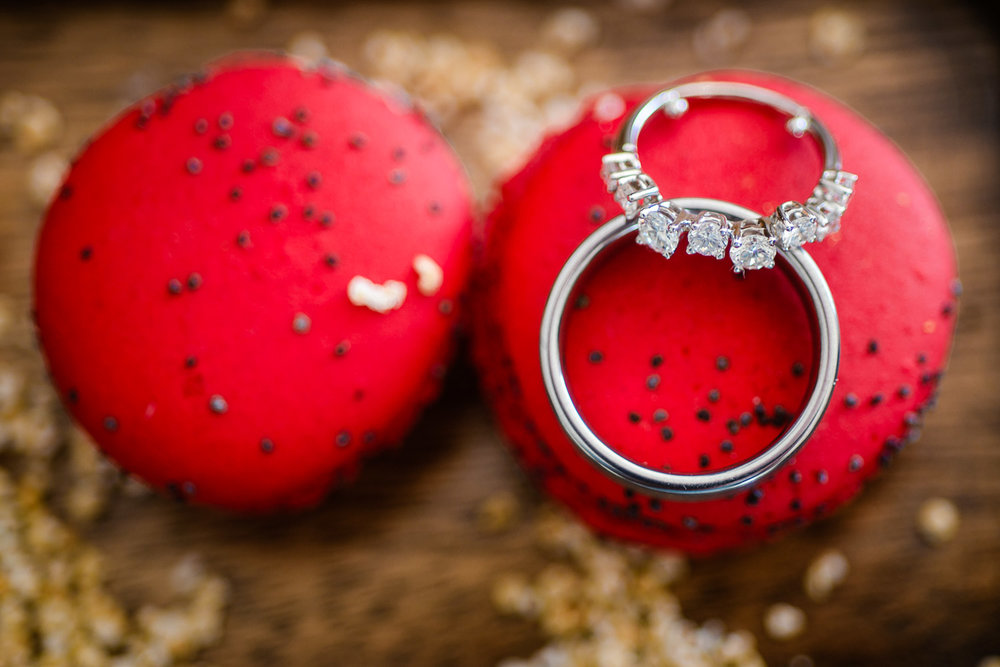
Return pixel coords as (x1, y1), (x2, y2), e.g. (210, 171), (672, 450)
(601, 82), (858, 271)
(540, 198), (841, 499)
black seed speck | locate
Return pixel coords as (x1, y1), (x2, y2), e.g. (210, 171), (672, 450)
(790, 498), (802, 511)
(67, 388), (79, 404)
(388, 169), (406, 184)
(815, 469), (829, 484)
(349, 133), (367, 149)
(336, 431), (351, 447)
(574, 295), (590, 309)
(651, 354), (663, 368)
(588, 350), (603, 363)
(103, 416), (118, 432)
(696, 408), (711, 422)
(301, 131), (318, 148)
(208, 395), (228, 414)
(682, 516), (698, 529)
(218, 112), (234, 130)
(848, 454), (863, 472)
(844, 393), (859, 408)
(236, 231), (251, 248)
(185, 157), (202, 174)
(392, 147), (406, 161)
(646, 374), (661, 390)
(870, 393), (884, 406)
(184, 356), (197, 368)
(898, 384), (912, 398)
(698, 454), (711, 468)
(260, 438), (275, 454)
(726, 419), (739, 435)
(306, 171), (322, 189)
(649, 498), (661, 511)
(320, 211), (334, 227)
(789, 469), (802, 483)
(323, 254), (338, 268)
(589, 206), (604, 222)
(628, 412), (641, 424)
(167, 279), (183, 295)
(772, 405), (789, 426)
(438, 300), (454, 315)
(917, 352), (928, 364)
(950, 278), (963, 297)
(653, 409), (668, 423)
(428, 201), (442, 215)
(740, 515), (753, 526)
(866, 339), (879, 354)
(791, 361), (805, 377)
(270, 204), (287, 222)
(335, 340), (351, 356)
(739, 412), (752, 426)
(720, 440), (733, 453)
(941, 302), (954, 316)
(716, 355), (730, 371)
(213, 134), (231, 150)
(194, 118), (208, 134)
(272, 117), (294, 138)
(363, 431), (376, 445)
(260, 148), (279, 166)
(59, 185), (73, 200)
(181, 481), (196, 496)
(186, 273), (202, 290)
(230, 187), (242, 201)
(660, 426), (673, 441)
(904, 411), (921, 427)
(241, 159), (255, 173)
(708, 389), (720, 403)
(745, 488), (763, 505)
(294, 107), (310, 123)
(80, 246), (93, 261)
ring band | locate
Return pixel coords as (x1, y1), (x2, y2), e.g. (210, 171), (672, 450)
(600, 82), (857, 271)
(540, 197), (840, 499)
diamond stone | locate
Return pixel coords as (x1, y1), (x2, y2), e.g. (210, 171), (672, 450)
(773, 201), (819, 249)
(730, 228), (776, 271)
(601, 152), (641, 191)
(823, 169), (858, 190)
(814, 181), (851, 207)
(686, 212), (731, 259)
(614, 174), (658, 218)
(807, 196), (844, 239)
(637, 204), (683, 258)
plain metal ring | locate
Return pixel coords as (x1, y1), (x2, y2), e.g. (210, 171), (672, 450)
(540, 197), (840, 499)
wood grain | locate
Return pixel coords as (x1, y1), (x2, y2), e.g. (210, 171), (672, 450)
(0, 2), (997, 665)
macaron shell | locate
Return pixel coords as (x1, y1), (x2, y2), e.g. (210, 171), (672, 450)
(473, 70), (958, 554)
(34, 54), (472, 511)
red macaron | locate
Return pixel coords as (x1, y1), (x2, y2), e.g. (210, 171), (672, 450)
(473, 70), (959, 555)
(34, 52), (473, 512)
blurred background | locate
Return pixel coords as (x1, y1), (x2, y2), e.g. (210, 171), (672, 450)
(0, 1), (997, 665)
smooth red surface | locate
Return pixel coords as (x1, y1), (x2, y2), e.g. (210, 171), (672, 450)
(473, 71), (959, 554)
(34, 54), (473, 511)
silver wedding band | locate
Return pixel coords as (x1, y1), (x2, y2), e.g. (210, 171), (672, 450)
(540, 198), (840, 499)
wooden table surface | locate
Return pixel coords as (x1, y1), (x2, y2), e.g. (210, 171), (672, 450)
(1, 2), (997, 665)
